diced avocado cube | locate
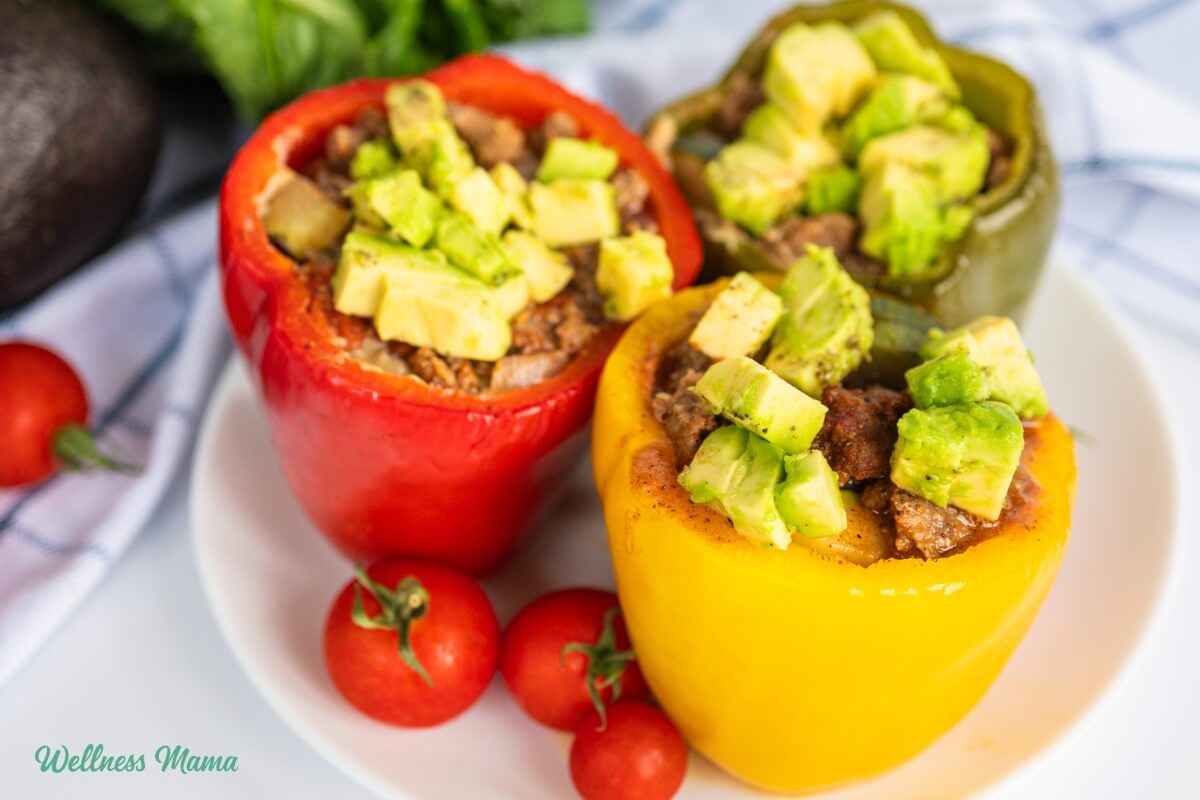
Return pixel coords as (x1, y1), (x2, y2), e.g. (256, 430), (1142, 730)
(765, 246), (874, 396)
(763, 21), (877, 133)
(859, 123), (989, 202)
(434, 214), (517, 285)
(920, 316), (1049, 419)
(890, 401), (1024, 521)
(742, 104), (841, 173)
(375, 277), (512, 362)
(426, 122), (477, 196)
(386, 80), (447, 139)
(364, 169), (443, 248)
(596, 232), (674, 322)
(537, 138), (620, 182)
(858, 162), (947, 277)
(776, 450), (847, 538)
(804, 164), (861, 215)
(853, 11), (960, 98)
(704, 141), (803, 235)
(343, 182), (387, 230)
(529, 179), (619, 248)
(688, 272), (784, 360)
(491, 162), (534, 230)
(692, 356), (827, 454)
(906, 352), (988, 408)
(262, 171), (352, 260)
(492, 272), (531, 320)
(679, 426), (791, 550)
(448, 167), (510, 235)
(332, 232), (427, 317)
(840, 75), (948, 157)
(936, 104), (977, 133)
(678, 425), (750, 504)
(350, 138), (400, 181)
(503, 230), (574, 303)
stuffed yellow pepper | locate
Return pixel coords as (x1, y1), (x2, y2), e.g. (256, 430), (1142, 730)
(593, 247), (1074, 793)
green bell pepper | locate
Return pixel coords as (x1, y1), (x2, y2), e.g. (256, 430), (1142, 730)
(646, 0), (1059, 326)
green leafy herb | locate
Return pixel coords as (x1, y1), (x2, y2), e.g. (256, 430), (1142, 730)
(92, 0), (590, 119)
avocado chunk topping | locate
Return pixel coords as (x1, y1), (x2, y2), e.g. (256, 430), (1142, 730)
(529, 179), (619, 247)
(890, 401), (1024, 521)
(765, 246), (874, 397)
(741, 104), (841, 173)
(434, 214), (518, 285)
(804, 164), (862, 215)
(262, 171), (352, 261)
(596, 232), (674, 321)
(919, 316), (1049, 419)
(692, 356), (827, 454)
(775, 450), (847, 539)
(447, 167), (510, 235)
(503, 230), (574, 303)
(704, 141), (803, 235)
(688, 272), (784, 360)
(375, 277), (512, 362)
(905, 351), (988, 408)
(859, 122), (990, 202)
(840, 75), (948, 158)
(363, 169), (443, 248)
(858, 162), (968, 277)
(385, 82), (475, 193)
(853, 11), (960, 98)
(537, 138), (620, 182)
(763, 21), (877, 133)
(349, 139), (400, 181)
(679, 426), (792, 549)
(491, 162), (534, 230)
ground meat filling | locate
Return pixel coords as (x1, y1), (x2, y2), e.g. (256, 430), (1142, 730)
(652, 340), (718, 467)
(653, 309), (1040, 560)
(813, 384), (912, 487)
(291, 104), (640, 395)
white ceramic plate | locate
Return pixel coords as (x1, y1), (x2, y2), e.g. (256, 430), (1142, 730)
(191, 258), (1180, 800)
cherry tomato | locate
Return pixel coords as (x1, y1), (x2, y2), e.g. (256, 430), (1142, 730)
(323, 560), (500, 727)
(570, 700), (688, 800)
(0, 341), (111, 487)
(500, 588), (648, 731)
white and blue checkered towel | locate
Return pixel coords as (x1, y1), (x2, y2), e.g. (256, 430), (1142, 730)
(1, 0), (1198, 685)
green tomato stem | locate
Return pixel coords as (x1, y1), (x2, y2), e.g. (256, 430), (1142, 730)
(351, 566), (434, 686)
(561, 607), (636, 731)
(52, 424), (139, 475)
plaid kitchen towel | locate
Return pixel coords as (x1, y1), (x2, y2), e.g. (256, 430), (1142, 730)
(2, 0), (1198, 685)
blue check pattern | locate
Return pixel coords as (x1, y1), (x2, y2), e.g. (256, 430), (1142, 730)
(2, 0), (1198, 685)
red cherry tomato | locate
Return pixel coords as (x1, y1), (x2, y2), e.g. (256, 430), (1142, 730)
(501, 588), (648, 732)
(323, 560), (500, 727)
(570, 700), (688, 800)
(0, 342), (90, 487)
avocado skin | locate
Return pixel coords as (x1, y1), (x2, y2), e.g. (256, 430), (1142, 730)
(0, 0), (161, 310)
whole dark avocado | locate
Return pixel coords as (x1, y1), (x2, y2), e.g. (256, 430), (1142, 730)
(0, 0), (161, 310)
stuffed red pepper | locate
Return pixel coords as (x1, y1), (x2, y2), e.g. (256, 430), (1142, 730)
(219, 55), (702, 575)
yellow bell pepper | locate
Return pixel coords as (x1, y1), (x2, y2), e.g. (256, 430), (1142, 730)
(592, 278), (1076, 794)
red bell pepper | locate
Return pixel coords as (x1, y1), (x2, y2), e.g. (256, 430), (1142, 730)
(219, 54), (703, 576)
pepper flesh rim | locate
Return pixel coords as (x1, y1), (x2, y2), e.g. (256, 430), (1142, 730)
(219, 54), (704, 415)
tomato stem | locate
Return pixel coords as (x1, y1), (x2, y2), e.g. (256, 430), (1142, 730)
(351, 566), (434, 686)
(561, 607), (636, 731)
(52, 425), (139, 475)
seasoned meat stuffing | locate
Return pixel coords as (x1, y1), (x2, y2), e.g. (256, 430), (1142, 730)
(713, 74), (766, 140)
(447, 102), (536, 173)
(813, 384), (912, 486)
(986, 128), (1013, 190)
(762, 213), (859, 265)
(529, 110), (581, 154)
(612, 168), (659, 235)
(652, 341), (717, 466)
